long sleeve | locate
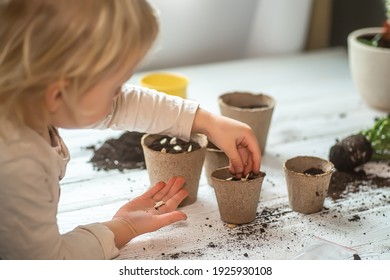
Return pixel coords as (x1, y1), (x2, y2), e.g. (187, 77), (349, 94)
(92, 84), (199, 141)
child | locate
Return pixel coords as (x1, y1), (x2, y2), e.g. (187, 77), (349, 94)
(0, 0), (261, 259)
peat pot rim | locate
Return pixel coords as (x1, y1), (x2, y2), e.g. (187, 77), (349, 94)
(141, 133), (208, 155)
(283, 156), (334, 178)
(218, 91), (276, 112)
(206, 141), (224, 153)
(211, 166), (266, 184)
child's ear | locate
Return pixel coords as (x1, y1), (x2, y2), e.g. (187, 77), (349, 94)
(45, 80), (68, 113)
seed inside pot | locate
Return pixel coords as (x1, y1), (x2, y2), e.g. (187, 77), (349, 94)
(226, 172), (255, 181)
(149, 135), (201, 154)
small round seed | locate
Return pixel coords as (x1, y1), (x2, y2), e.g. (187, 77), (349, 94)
(173, 145), (182, 151)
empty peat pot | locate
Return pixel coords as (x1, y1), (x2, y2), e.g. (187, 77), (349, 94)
(211, 167), (266, 224)
(204, 141), (229, 187)
(141, 133), (207, 207)
(218, 91), (275, 155)
(283, 156), (334, 214)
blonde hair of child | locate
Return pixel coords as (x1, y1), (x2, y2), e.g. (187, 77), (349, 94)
(0, 0), (158, 125)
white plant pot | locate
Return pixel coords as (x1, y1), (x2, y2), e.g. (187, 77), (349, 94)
(348, 27), (390, 112)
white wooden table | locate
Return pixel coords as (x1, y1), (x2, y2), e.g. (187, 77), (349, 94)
(58, 48), (390, 260)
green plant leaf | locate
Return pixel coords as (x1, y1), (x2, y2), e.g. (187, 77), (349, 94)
(361, 115), (390, 160)
(358, 38), (376, 46)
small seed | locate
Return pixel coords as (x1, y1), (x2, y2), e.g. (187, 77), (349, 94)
(226, 223), (237, 229)
(187, 145), (192, 152)
(173, 145), (182, 151)
(154, 200), (165, 210)
(160, 138), (167, 145)
(169, 137), (177, 145)
(241, 173), (250, 181)
(226, 177), (233, 181)
(161, 148), (167, 153)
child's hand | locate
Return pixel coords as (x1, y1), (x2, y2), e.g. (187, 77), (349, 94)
(112, 176), (188, 238)
(192, 108), (261, 178)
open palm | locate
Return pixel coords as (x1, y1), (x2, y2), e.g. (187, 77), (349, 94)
(113, 176), (188, 236)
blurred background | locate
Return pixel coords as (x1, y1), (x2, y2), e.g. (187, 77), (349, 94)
(138, 0), (386, 71)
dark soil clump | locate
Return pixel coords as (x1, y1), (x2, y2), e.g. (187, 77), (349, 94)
(329, 134), (372, 172)
(148, 135), (201, 154)
(89, 132), (146, 171)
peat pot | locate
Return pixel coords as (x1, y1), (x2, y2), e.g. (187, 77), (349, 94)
(141, 133), (207, 207)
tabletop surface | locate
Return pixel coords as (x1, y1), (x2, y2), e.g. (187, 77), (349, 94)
(58, 48), (390, 260)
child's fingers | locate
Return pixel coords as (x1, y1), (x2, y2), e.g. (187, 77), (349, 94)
(155, 187), (188, 213)
(141, 181), (166, 198)
(227, 150), (245, 178)
(164, 188), (188, 210)
(246, 141), (261, 174)
(164, 176), (186, 199)
(152, 176), (181, 201)
(243, 155), (253, 176)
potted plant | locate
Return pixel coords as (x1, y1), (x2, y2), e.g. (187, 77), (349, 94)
(348, 0), (390, 112)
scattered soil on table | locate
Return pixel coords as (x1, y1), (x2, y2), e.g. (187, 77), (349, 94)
(162, 206), (293, 260)
(148, 135), (201, 154)
(162, 250), (205, 260)
(328, 169), (390, 200)
(88, 132), (146, 171)
(225, 207), (293, 242)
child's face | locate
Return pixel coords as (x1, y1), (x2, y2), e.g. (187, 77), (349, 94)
(50, 66), (134, 129)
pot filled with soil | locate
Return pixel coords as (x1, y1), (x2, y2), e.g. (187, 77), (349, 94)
(211, 167), (266, 224)
(141, 133), (207, 207)
(218, 91), (275, 155)
(284, 156), (334, 214)
(348, 27), (390, 112)
(204, 141), (229, 187)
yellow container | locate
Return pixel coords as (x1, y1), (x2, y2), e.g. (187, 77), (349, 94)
(140, 72), (188, 99)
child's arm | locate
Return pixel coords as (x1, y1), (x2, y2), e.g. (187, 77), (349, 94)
(92, 85), (261, 177)
(191, 108), (261, 178)
(91, 85), (198, 141)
